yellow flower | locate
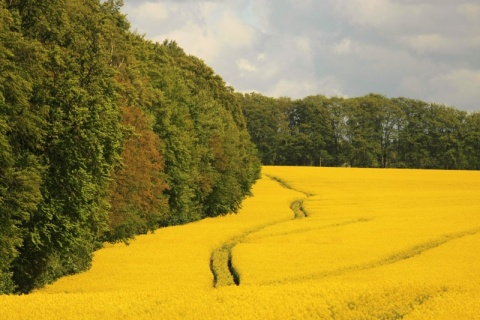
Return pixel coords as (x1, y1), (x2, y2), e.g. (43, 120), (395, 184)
(1, 166), (479, 319)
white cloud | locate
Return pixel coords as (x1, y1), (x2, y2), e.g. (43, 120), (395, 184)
(399, 76), (427, 98)
(433, 69), (480, 94)
(236, 58), (257, 73)
(217, 12), (257, 48)
(332, 0), (416, 29)
(257, 53), (266, 61)
(398, 69), (480, 110)
(151, 20), (222, 62)
(333, 38), (353, 55)
(287, 0), (313, 8)
(428, 69), (480, 110)
(296, 36), (313, 57)
(141, 2), (258, 64)
(128, 1), (169, 22)
(259, 60), (281, 79)
(122, 0), (480, 111)
(403, 33), (452, 54)
(457, 3), (480, 22)
(268, 76), (345, 99)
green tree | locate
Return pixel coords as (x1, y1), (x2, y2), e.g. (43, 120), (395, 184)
(8, 0), (124, 292)
(464, 112), (480, 169)
(239, 93), (294, 166)
(424, 104), (467, 169)
(288, 95), (335, 166)
(393, 97), (429, 168)
(342, 96), (380, 167)
(147, 41), (259, 221)
(1, 0), (259, 293)
(0, 4), (46, 293)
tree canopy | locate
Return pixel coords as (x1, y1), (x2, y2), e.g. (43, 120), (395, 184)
(239, 93), (480, 170)
(0, 0), (259, 293)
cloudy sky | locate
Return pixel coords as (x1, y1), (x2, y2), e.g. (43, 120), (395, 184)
(122, 0), (480, 111)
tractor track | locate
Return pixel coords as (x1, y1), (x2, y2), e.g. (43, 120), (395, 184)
(210, 175), (311, 287)
(264, 225), (480, 285)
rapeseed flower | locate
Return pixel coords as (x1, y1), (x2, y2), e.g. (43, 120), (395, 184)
(1, 166), (479, 319)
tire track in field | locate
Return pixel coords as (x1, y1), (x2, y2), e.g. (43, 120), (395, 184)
(266, 175), (315, 197)
(246, 175), (480, 287)
(210, 175), (311, 287)
(265, 225), (480, 285)
(210, 218), (292, 287)
(211, 175), (373, 287)
(247, 217), (373, 241)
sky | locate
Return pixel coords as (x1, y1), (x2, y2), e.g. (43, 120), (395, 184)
(121, 0), (480, 111)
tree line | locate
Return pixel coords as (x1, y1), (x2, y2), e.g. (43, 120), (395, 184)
(0, 0), (260, 294)
(239, 93), (480, 169)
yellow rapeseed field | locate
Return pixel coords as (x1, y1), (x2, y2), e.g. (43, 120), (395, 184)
(1, 166), (479, 319)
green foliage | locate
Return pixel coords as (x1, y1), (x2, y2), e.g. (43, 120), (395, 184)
(240, 93), (480, 169)
(464, 113), (480, 170)
(6, 0), (127, 292)
(0, 3), (46, 293)
(143, 41), (259, 223)
(1, 0), (259, 293)
(239, 93), (291, 165)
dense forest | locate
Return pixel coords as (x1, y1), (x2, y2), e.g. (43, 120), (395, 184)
(239, 93), (480, 169)
(0, 0), (260, 294)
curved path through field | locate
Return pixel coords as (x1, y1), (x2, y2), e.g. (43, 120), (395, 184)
(36, 174), (304, 293)
(233, 166), (480, 288)
(211, 175), (310, 287)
